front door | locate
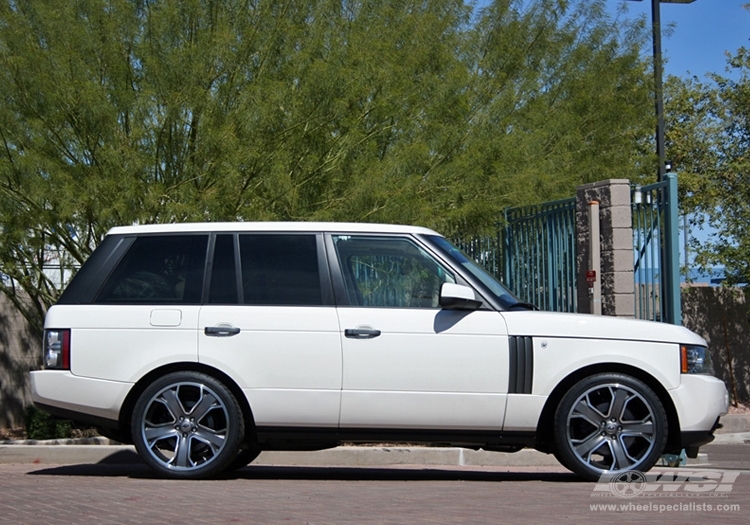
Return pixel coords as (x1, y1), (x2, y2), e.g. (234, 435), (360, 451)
(330, 234), (509, 431)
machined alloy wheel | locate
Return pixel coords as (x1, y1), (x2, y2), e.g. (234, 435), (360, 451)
(132, 372), (243, 479)
(554, 373), (667, 480)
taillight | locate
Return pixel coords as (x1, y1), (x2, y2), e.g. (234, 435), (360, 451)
(44, 329), (70, 370)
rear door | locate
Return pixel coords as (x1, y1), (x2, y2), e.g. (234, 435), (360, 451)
(198, 233), (342, 428)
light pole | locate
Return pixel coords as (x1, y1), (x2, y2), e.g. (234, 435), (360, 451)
(629, 0), (697, 181)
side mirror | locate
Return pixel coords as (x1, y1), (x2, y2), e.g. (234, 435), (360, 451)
(439, 283), (482, 311)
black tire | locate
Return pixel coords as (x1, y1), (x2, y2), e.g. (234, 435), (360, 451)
(95, 426), (131, 444)
(224, 444), (262, 472)
(553, 373), (667, 481)
(131, 371), (244, 479)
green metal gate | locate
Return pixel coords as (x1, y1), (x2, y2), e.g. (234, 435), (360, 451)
(458, 174), (680, 323)
(502, 198), (577, 312)
(632, 172), (681, 324)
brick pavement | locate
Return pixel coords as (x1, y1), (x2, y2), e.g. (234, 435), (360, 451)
(0, 462), (747, 525)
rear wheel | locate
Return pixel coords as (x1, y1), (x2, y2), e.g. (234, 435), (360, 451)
(553, 373), (667, 481)
(131, 371), (244, 479)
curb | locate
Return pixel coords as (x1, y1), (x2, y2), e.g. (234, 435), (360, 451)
(711, 432), (750, 445)
(717, 414), (750, 434)
(0, 444), (138, 465)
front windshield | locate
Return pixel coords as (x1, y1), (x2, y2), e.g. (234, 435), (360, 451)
(426, 235), (521, 309)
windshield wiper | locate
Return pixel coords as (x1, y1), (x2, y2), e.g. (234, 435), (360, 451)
(506, 301), (538, 311)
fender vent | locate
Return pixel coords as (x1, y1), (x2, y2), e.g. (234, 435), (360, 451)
(509, 336), (534, 394)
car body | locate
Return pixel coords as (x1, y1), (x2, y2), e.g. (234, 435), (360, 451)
(30, 222), (728, 479)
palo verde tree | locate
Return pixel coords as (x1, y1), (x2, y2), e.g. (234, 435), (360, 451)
(435, 0), (653, 231)
(0, 0), (653, 333)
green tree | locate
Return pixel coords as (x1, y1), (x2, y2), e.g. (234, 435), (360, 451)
(666, 19), (750, 283)
(428, 0), (654, 232)
(0, 0), (653, 333)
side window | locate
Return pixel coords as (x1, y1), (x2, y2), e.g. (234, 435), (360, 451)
(239, 234), (322, 306)
(96, 235), (208, 304)
(333, 236), (455, 308)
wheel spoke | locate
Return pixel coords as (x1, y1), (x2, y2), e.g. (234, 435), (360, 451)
(189, 390), (219, 422)
(173, 434), (192, 468)
(158, 388), (186, 420)
(574, 432), (607, 458)
(620, 420), (654, 436)
(144, 424), (178, 445)
(193, 427), (226, 451)
(608, 387), (631, 420)
(572, 398), (605, 426)
(610, 438), (632, 470)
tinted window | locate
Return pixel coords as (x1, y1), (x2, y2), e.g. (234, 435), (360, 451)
(208, 234), (238, 304)
(333, 236), (455, 308)
(239, 234), (321, 306)
(96, 235), (208, 304)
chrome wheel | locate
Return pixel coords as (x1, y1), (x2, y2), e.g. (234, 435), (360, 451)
(132, 372), (243, 478)
(554, 373), (667, 480)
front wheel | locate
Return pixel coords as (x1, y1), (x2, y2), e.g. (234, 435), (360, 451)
(553, 373), (667, 481)
(131, 371), (244, 479)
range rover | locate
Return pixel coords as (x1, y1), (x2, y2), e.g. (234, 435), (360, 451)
(30, 222), (728, 479)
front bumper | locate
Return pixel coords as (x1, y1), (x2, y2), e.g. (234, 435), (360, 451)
(669, 374), (729, 433)
(681, 416), (723, 458)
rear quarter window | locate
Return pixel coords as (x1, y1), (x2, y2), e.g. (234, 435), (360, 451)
(95, 235), (208, 304)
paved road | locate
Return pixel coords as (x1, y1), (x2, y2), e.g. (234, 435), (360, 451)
(0, 447), (747, 525)
(703, 443), (750, 470)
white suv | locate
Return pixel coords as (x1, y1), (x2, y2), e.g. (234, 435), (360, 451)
(30, 222), (728, 480)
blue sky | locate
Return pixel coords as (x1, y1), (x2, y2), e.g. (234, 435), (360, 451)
(611, 0), (749, 79)
(608, 1), (749, 269)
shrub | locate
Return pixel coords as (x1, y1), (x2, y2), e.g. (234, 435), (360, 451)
(23, 406), (72, 440)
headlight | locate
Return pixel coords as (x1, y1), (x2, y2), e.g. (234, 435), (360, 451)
(681, 344), (713, 375)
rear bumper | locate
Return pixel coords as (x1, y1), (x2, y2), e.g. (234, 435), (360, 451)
(30, 370), (131, 424)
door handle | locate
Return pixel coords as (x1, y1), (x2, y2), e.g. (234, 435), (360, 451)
(344, 328), (381, 339)
(204, 326), (241, 337)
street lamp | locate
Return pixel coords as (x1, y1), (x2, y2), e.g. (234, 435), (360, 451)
(628, 0), (697, 181)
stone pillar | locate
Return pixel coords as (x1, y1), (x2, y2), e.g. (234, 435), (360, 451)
(576, 179), (635, 317)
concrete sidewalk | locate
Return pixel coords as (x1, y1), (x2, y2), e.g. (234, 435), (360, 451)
(1, 414), (747, 467)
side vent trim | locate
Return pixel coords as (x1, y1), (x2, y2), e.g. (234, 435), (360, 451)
(508, 336), (534, 394)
